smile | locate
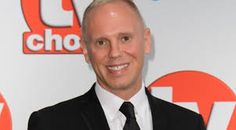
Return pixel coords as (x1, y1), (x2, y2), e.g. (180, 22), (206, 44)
(107, 64), (129, 71)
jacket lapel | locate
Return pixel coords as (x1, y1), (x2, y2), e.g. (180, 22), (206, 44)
(80, 84), (110, 130)
(80, 85), (168, 130)
(146, 88), (168, 130)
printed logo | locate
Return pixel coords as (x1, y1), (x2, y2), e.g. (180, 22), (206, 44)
(149, 71), (236, 130)
(0, 92), (12, 130)
(21, 0), (83, 54)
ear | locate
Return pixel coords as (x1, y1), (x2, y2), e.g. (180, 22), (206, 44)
(80, 38), (91, 63)
(144, 28), (151, 54)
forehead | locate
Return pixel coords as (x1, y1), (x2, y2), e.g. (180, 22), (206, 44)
(86, 1), (143, 37)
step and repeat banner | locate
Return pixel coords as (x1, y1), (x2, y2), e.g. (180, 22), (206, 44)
(0, 0), (235, 130)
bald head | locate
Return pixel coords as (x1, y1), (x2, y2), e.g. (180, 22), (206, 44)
(81, 0), (145, 44)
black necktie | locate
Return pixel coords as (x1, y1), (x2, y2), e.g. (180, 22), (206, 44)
(119, 102), (140, 130)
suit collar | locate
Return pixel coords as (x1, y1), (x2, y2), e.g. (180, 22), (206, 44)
(146, 88), (168, 130)
(80, 84), (168, 130)
(80, 83), (110, 130)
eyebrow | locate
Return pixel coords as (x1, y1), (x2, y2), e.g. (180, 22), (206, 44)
(118, 32), (133, 37)
(92, 31), (133, 41)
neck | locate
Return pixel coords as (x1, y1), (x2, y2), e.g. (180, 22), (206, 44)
(115, 85), (142, 100)
(104, 81), (143, 100)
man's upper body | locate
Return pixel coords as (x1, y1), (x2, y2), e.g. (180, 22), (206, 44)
(28, 0), (206, 130)
(28, 83), (206, 130)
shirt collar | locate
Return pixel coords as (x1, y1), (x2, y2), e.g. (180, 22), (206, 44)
(95, 82), (148, 120)
(129, 83), (149, 116)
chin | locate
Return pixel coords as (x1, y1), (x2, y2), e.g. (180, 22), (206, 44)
(108, 81), (134, 91)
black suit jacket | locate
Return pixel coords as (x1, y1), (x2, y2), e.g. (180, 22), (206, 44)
(28, 84), (206, 130)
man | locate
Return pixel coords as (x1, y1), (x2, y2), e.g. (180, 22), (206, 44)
(28, 0), (206, 130)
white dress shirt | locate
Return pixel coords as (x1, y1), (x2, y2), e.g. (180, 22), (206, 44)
(95, 82), (153, 130)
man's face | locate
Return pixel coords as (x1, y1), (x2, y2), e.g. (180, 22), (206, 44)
(82, 1), (151, 95)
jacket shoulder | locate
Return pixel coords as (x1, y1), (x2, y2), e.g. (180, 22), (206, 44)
(28, 89), (93, 130)
(149, 94), (206, 130)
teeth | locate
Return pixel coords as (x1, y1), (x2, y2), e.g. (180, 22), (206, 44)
(108, 64), (128, 71)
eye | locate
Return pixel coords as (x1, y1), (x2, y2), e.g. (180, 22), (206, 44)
(121, 35), (131, 43)
(96, 39), (108, 47)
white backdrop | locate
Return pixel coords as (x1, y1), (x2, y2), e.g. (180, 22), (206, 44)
(0, 0), (235, 130)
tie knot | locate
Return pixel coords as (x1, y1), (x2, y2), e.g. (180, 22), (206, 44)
(119, 102), (136, 119)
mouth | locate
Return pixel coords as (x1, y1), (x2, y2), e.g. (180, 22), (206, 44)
(107, 63), (129, 72)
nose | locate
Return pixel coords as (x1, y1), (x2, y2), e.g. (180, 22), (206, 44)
(108, 41), (122, 59)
